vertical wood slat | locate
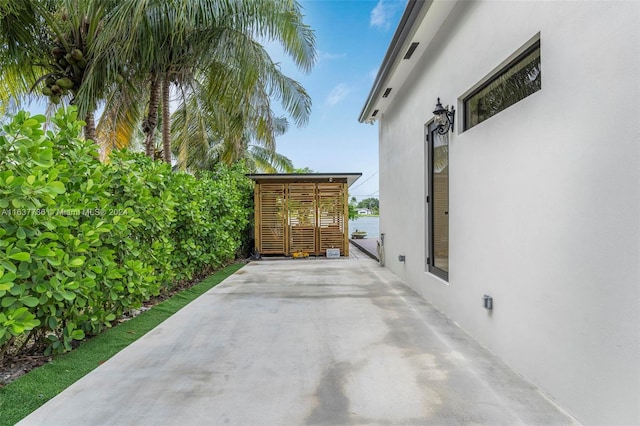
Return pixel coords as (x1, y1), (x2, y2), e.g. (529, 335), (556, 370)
(257, 183), (286, 254)
(317, 182), (345, 255)
(288, 183), (316, 254)
(254, 184), (260, 252)
(343, 183), (349, 256)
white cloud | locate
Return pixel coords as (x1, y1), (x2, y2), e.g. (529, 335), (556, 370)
(318, 50), (347, 63)
(370, 0), (391, 29)
(325, 83), (351, 106)
(368, 67), (379, 82)
(318, 50), (347, 62)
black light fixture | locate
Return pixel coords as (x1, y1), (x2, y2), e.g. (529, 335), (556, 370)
(433, 97), (455, 135)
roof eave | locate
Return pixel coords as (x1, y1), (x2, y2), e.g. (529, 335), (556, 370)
(358, 0), (429, 123)
(246, 173), (363, 188)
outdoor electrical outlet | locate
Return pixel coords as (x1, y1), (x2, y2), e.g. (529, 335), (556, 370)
(483, 295), (493, 310)
(398, 255), (406, 262)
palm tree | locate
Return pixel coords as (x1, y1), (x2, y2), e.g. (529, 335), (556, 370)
(0, 0), (119, 140)
(1, 0), (316, 168)
(168, 23), (312, 171)
(0, 0), (42, 116)
(172, 88), (294, 172)
(44, 1), (116, 141)
(80, 0), (315, 165)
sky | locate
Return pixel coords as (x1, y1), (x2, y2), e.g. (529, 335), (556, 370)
(265, 0), (405, 201)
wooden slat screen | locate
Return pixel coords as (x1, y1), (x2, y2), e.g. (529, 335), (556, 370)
(317, 183), (346, 254)
(257, 184), (286, 254)
(288, 183), (316, 254)
(254, 181), (349, 256)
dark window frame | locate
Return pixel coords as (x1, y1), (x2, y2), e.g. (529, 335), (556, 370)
(426, 121), (449, 282)
(463, 40), (541, 130)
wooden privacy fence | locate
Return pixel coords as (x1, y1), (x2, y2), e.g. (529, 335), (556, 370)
(253, 181), (350, 256)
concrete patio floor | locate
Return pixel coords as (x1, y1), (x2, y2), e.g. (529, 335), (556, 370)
(19, 247), (577, 425)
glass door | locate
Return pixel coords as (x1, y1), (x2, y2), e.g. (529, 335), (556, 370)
(426, 122), (449, 281)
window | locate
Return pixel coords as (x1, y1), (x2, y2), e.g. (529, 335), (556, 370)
(426, 121), (449, 281)
(464, 41), (541, 130)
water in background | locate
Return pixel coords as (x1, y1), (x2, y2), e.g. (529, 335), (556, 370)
(349, 216), (379, 238)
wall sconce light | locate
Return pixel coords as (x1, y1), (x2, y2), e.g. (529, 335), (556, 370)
(433, 97), (455, 135)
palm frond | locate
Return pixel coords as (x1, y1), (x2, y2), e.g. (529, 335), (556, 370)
(95, 82), (145, 158)
(249, 145), (294, 173)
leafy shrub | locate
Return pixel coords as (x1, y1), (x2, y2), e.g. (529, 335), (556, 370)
(169, 167), (253, 282)
(0, 108), (252, 359)
(104, 151), (176, 291)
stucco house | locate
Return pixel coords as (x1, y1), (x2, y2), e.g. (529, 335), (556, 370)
(359, 1), (639, 425)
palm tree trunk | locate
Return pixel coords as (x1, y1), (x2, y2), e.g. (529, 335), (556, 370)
(84, 111), (96, 142)
(144, 75), (161, 159)
(161, 75), (171, 164)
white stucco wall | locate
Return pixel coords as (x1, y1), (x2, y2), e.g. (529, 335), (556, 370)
(377, 1), (640, 424)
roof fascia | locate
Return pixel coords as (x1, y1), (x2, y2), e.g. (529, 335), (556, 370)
(246, 173), (363, 188)
(358, 0), (430, 123)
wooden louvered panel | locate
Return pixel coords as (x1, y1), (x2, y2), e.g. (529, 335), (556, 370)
(288, 183), (316, 253)
(290, 226), (315, 253)
(258, 184), (286, 254)
(254, 180), (349, 257)
(317, 183), (345, 254)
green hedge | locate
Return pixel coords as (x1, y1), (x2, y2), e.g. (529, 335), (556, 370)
(0, 108), (253, 358)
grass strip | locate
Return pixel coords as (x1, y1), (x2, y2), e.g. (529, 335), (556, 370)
(0, 263), (243, 425)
